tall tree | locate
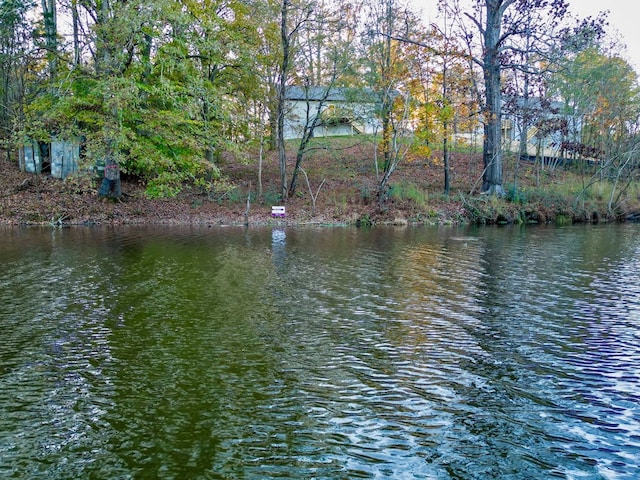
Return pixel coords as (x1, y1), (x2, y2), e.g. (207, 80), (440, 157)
(275, 0), (313, 200)
(361, 0), (420, 202)
(422, 8), (475, 196)
(550, 47), (640, 159)
(40, 0), (58, 79)
(70, 0), (81, 67)
(0, 0), (36, 154)
(549, 46), (640, 213)
(287, 1), (361, 196)
(19, 0), (271, 196)
(392, 10), (478, 196)
(443, 0), (575, 195)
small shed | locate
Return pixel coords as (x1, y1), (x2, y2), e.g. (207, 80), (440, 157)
(18, 138), (81, 179)
(18, 141), (42, 174)
(50, 138), (80, 178)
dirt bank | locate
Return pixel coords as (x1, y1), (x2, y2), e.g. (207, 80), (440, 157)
(1, 146), (636, 227)
(0, 147), (471, 226)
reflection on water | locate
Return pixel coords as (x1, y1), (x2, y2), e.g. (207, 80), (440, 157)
(1, 224), (640, 478)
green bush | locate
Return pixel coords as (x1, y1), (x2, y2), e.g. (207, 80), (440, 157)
(389, 181), (427, 206)
(505, 183), (528, 204)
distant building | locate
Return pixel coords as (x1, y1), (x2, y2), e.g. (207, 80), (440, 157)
(502, 97), (574, 160)
(453, 96), (586, 161)
(283, 86), (382, 140)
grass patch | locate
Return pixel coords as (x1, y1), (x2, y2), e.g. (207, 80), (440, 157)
(262, 187), (282, 206)
(389, 181), (427, 206)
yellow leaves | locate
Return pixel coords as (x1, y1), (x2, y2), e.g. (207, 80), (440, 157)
(411, 144), (433, 160)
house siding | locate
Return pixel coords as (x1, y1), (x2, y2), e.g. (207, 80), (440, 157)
(283, 86), (381, 140)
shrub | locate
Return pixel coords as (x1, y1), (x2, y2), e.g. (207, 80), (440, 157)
(389, 181), (427, 206)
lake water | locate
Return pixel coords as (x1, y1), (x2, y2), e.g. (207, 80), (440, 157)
(1, 224), (639, 479)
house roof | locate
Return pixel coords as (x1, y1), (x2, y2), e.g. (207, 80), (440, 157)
(285, 86), (380, 103)
(503, 95), (564, 113)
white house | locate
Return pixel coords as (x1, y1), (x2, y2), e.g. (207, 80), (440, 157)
(501, 97), (565, 159)
(454, 96), (584, 161)
(283, 86), (381, 140)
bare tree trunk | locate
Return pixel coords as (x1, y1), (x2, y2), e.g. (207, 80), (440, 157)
(378, 92), (411, 203)
(276, 0), (291, 201)
(289, 81), (339, 197)
(72, 0), (80, 67)
(443, 134), (451, 195)
(268, 113), (277, 151)
(514, 72), (530, 190)
(441, 5), (451, 196)
(380, 0), (393, 175)
(257, 103), (265, 198)
(41, 0), (57, 79)
(442, 56), (451, 195)
(481, 2), (505, 196)
(289, 124), (313, 196)
(96, 0), (112, 74)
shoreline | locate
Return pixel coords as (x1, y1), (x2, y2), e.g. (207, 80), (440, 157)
(2, 156), (637, 229)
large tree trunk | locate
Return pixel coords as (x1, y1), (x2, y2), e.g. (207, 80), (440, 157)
(41, 0), (57, 79)
(483, 63), (504, 194)
(482, 2), (506, 196)
(95, 0), (112, 75)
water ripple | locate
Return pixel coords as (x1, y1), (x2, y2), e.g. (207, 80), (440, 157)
(1, 225), (640, 478)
